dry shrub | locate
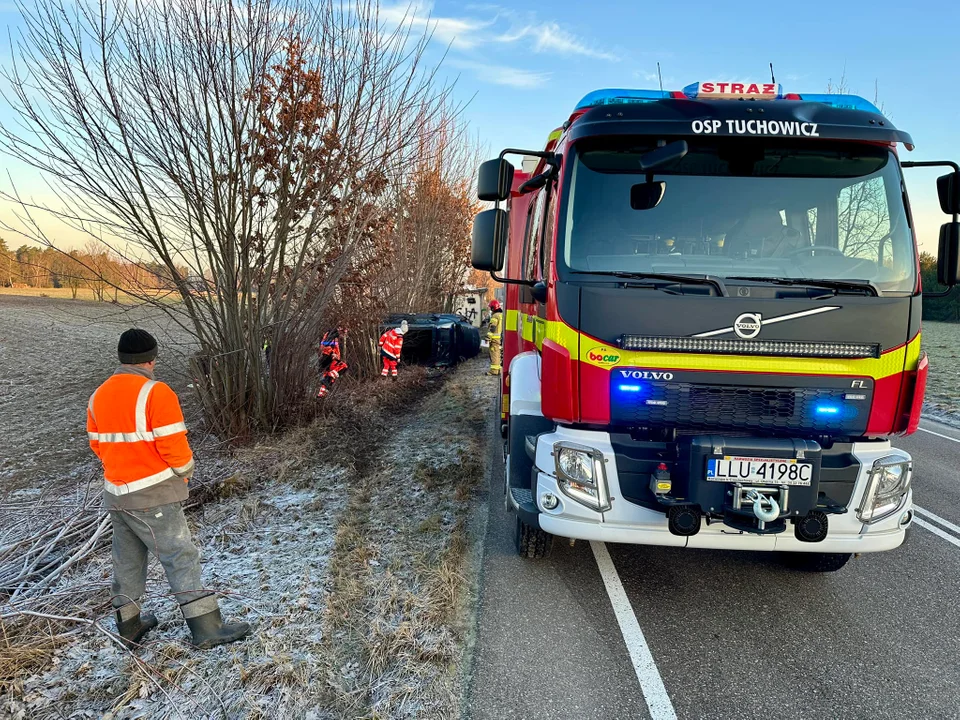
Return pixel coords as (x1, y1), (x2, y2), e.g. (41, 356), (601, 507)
(0, 618), (71, 694)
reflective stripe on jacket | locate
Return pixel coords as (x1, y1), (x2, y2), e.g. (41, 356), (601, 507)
(378, 329), (404, 359)
(487, 311), (503, 342)
(87, 367), (194, 509)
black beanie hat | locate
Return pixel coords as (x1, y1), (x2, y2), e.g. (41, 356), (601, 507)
(118, 328), (158, 364)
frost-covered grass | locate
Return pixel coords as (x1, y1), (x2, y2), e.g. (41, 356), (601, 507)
(923, 321), (960, 426)
(2, 360), (495, 719)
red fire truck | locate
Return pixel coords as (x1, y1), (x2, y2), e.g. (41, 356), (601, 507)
(472, 82), (960, 570)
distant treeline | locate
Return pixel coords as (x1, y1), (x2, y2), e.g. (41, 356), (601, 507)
(0, 239), (185, 300)
(920, 252), (960, 322)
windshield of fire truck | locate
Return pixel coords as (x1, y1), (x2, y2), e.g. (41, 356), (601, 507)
(561, 139), (916, 294)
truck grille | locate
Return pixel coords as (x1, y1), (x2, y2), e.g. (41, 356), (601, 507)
(609, 380), (862, 436)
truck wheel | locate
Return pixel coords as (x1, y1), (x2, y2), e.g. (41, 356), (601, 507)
(782, 552), (852, 572)
(515, 517), (553, 559)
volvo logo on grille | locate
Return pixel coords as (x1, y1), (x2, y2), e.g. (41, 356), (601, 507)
(734, 312), (762, 339)
(619, 369), (674, 380)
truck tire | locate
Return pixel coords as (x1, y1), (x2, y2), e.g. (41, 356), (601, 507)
(782, 552), (852, 572)
(515, 517), (553, 559)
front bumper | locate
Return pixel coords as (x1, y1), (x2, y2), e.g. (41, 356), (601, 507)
(528, 427), (912, 554)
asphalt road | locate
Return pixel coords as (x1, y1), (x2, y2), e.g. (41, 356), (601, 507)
(466, 418), (960, 720)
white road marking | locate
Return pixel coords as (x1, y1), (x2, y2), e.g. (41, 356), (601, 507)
(917, 426), (960, 444)
(909, 423), (960, 548)
(914, 517), (960, 550)
(590, 540), (677, 720)
(914, 506), (960, 538)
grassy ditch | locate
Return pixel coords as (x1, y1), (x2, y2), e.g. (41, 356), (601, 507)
(3, 361), (496, 719)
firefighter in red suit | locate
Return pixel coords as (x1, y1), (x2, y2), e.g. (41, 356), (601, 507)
(317, 327), (348, 399)
(378, 320), (408, 380)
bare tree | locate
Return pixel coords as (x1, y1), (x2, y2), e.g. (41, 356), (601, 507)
(384, 116), (483, 315)
(51, 250), (84, 299)
(81, 241), (111, 302)
(0, 0), (461, 437)
(838, 177), (892, 261)
(825, 69), (892, 263)
(0, 238), (17, 286)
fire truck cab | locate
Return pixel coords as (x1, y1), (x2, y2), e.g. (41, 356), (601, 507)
(472, 82), (960, 571)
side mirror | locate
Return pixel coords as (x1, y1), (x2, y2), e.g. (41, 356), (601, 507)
(472, 208), (508, 271)
(531, 281), (547, 304)
(477, 158), (515, 202)
(938, 221), (960, 286)
(937, 171), (960, 215)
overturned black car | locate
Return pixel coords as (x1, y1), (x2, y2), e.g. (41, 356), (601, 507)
(382, 313), (482, 367)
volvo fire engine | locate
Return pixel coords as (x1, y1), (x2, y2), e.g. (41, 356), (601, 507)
(471, 82), (960, 571)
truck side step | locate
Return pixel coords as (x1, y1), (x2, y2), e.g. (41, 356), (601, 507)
(509, 487), (541, 529)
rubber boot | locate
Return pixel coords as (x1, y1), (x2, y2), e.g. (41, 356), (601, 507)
(116, 610), (158, 650)
(186, 609), (251, 649)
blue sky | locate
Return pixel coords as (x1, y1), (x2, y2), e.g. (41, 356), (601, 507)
(401, 0), (960, 254)
(0, 0), (958, 254)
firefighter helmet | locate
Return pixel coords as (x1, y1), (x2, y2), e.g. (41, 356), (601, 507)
(488, 299), (501, 311)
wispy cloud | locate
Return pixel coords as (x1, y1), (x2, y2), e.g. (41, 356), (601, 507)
(448, 59), (551, 89)
(500, 23), (619, 62)
(379, 1), (497, 50)
(379, 2), (616, 61)
(495, 23), (617, 62)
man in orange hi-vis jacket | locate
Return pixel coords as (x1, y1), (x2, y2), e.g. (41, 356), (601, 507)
(87, 329), (250, 650)
(378, 320), (408, 380)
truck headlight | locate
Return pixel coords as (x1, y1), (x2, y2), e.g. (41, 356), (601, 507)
(857, 451), (912, 524)
(554, 442), (610, 512)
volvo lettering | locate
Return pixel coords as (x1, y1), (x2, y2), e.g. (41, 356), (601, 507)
(620, 370), (674, 381)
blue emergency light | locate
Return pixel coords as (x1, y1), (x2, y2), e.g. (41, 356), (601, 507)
(791, 93), (881, 114)
(618, 384), (644, 392)
(575, 84), (882, 115)
(575, 88), (668, 110)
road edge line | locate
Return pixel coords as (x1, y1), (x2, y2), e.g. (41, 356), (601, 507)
(914, 506), (960, 538)
(914, 517), (960, 550)
(590, 540), (678, 720)
(917, 426), (960, 444)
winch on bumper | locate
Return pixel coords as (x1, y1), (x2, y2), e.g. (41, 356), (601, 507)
(513, 426), (913, 553)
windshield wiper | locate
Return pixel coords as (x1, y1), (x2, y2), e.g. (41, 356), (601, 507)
(727, 276), (880, 297)
(571, 270), (728, 297)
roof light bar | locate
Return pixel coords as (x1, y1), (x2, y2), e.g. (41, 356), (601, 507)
(574, 86), (883, 115)
(619, 336), (880, 359)
(789, 93), (882, 114)
(575, 88), (668, 110)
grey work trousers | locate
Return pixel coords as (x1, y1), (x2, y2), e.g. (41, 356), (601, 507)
(110, 502), (220, 622)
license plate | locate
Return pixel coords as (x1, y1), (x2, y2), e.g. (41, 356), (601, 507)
(706, 456), (813, 486)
